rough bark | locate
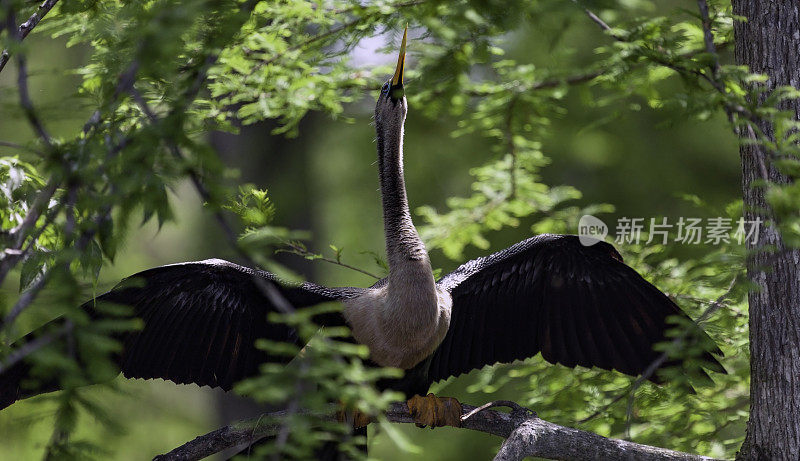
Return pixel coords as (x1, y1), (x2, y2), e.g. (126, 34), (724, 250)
(731, 1), (800, 459)
(154, 400), (723, 461)
(493, 418), (713, 461)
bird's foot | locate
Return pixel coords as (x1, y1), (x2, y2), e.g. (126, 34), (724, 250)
(406, 393), (462, 429)
(336, 404), (372, 429)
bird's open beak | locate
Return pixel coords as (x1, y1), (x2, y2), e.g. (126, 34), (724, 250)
(390, 26), (407, 89)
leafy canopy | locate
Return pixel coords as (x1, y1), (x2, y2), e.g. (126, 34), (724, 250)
(1, 0), (796, 458)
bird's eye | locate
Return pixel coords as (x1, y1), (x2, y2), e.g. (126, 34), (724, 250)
(381, 82), (390, 94)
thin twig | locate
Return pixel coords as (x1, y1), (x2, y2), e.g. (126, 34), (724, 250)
(272, 360), (310, 461)
(129, 67), (296, 314)
(459, 71), (603, 99)
(746, 124), (771, 182)
(1, 273), (49, 330)
(6, 180), (57, 245)
(624, 384), (635, 440)
(14, 37), (53, 147)
(696, 0), (774, 199)
(504, 95), (519, 199)
(0, 0), (60, 75)
(0, 321), (72, 373)
(582, 8), (622, 40)
(461, 399), (535, 422)
(463, 38), (730, 100)
(0, 1), (59, 289)
(0, 60), (138, 291)
(581, 1), (774, 188)
(531, 71), (603, 90)
(580, 4), (717, 90)
(1, 187), (85, 331)
(696, 0), (720, 76)
(0, 59), (142, 331)
(0, 140), (41, 154)
(281, 242), (381, 279)
(0, 187), (63, 290)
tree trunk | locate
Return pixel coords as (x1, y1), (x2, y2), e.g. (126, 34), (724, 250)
(732, 2), (800, 459)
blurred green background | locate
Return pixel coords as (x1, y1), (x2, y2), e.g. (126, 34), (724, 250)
(0, 3), (740, 459)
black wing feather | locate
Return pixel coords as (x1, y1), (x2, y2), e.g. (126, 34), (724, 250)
(90, 259), (362, 391)
(429, 234), (723, 384)
(573, 281), (611, 370)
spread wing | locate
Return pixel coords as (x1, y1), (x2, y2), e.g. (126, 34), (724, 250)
(428, 235), (723, 384)
(91, 259), (362, 390)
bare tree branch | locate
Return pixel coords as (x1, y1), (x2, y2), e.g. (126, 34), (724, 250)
(0, 140), (42, 154)
(119, 0), (298, 312)
(460, 41), (729, 100)
(128, 66), (296, 314)
(582, 8), (623, 40)
(16, 54), (53, 147)
(0, 189), (112, 331)
(493, 415), (717, 461)
(0, 320), (72, 373)
(0, 0), (60, 75)
(696, 0), (721, 76)
(280, 241), (382, 279)
(0, 59), (138, 293)
(154, 399), (723, 461)
(2, 2), (54, 148)
(695, 0), (771, 186)
(0, 59), (141, 333)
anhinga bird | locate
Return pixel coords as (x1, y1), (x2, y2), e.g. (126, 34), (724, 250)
(1, 28), (722, 433)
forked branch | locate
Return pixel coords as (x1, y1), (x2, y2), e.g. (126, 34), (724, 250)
(154, 400), (723, 461)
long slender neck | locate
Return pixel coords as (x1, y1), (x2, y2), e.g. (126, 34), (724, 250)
(376, 116), (428, 268)
(371, 110), (442, 353)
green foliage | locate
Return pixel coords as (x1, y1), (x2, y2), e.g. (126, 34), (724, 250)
(0, 0), (797, 458)
(235, 305), (403, 459)
(224, 185), (277, 228)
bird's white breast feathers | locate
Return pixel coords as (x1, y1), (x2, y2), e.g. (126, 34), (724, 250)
(342, 262), (452, 369)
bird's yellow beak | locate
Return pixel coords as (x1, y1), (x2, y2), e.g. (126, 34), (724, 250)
(391, 26), (407, 87)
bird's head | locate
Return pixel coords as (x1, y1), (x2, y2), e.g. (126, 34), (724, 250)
(375, 26), (408, 126)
